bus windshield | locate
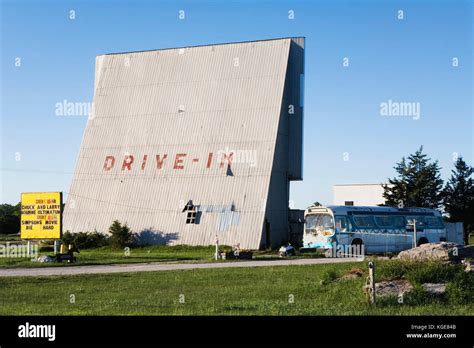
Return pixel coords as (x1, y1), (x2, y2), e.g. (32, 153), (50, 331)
(305, 214), (335, 235)
(406, 215), (444, 229)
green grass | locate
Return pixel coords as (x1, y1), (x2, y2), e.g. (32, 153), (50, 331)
(0, 244), (327, 268)
(0, 234), (20, 241)
(0, 260), (472, 315)
(0, 245), (218, 268)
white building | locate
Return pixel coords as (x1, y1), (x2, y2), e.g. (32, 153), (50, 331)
(63, 38), (305, 250)
(333, 184), (386, 206)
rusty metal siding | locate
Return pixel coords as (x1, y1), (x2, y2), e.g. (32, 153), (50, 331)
(63, 38), (304, 250)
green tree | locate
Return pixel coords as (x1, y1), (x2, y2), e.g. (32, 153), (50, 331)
(108, 220), (133, 248)
(443, 157), (474, 244)
(383, 147), (443, 208)
(0, 203), (21, 234)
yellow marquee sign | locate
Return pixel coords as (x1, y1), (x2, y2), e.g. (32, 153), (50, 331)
(21, 192), (62, 239)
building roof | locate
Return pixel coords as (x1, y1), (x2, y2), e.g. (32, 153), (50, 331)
(100, 37), (305, 56)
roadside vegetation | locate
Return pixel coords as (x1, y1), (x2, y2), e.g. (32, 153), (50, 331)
(0, 245), (218, 268)
(0, 219), (327, 268)
(383, 148), (474, 244)
(372, 259), (473, 305)
(0, 243), (327, 268)
(0, 260), (471, 315)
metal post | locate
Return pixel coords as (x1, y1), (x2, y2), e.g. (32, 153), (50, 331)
(54, 240), (58, 255)
(413, 219), (417, 248)
(215, 235), (219, 261)
(27, 241), (31, 256)
(368, 261), (376, 305)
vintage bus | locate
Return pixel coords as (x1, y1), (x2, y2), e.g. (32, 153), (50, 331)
(302, 205), (446, 254)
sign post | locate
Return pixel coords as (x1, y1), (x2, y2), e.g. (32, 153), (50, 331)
(413, 219), (417, 248)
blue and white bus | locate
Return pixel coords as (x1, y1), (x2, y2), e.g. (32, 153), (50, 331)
(302, 205), (446, 254)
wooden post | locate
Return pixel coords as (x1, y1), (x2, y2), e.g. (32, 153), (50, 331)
(368, 261), (376, 305)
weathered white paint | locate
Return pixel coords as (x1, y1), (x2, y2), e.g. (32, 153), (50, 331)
(63, 38), (305, 249)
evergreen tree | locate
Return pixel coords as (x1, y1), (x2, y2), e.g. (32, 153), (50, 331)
(383, 147), (443, 208)
(443, 156), (474, 244)
(108, 220), (133, 248)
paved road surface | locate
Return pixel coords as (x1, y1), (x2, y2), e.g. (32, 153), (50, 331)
(0, 257), (364, 277)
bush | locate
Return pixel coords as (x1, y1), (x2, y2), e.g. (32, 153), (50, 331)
(378, 260), (461, 283)
(108, 220), (134, 248)
(406, 262), (462, 284)
(61, 231), (109, 249)
(320, 269), (339, 285)
(446, 272), (474, 304)
(61, 231), (75, 246)
(377, 260), (473, 306)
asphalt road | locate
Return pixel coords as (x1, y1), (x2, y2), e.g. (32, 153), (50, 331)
(0, 257), (364, 277)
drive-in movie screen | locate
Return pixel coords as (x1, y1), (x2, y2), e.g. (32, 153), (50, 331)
(0, 0), (472, 346)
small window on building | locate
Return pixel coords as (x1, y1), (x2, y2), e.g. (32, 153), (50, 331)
(345, 201), (354, 206)
(186, 208), (197, 224)
(182, 200), (200, 224)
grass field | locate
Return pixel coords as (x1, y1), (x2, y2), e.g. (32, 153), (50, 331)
(0, 244), (325, 268)
(0, 234), (20, 241)
(0, 260), (472, 315)
(0, 245), (219, 268)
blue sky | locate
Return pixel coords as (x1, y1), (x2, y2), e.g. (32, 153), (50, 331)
(1, 0), (472, 208)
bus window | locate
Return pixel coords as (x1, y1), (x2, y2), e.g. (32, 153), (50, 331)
(335, 216), (351, 232)
(305, 214), (334, 234)
(353, 215), (376, 228)
(374, 215), (405, 228)
(306, 215), (317, 229)
(424, 216), (444, 228)
(406, 216), (425, 228)
(317, 215), (334, 231)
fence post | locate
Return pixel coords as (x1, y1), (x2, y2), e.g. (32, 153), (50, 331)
(368, 261), (376, 305)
